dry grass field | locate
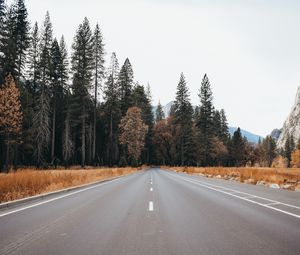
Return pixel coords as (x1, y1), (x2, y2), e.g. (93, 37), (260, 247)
(0, 167), (141, 203)
(163, 166), (300, 190)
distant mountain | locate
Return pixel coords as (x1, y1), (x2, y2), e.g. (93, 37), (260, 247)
(153, 102), (263, 143)
(152, 101), (175, 118)
(229, 127), (262, 144)
(277, 86), (300, 148)
(270, 128), (282, 142)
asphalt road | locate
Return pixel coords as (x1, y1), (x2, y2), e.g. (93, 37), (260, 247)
(0, 168), (300, 255)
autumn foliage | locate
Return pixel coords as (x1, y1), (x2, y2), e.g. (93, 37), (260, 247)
(0, 167), (138, 203)
(0, 74), (23, 138)
(119, 107), (148, 163)
(291, 149), (300, 168)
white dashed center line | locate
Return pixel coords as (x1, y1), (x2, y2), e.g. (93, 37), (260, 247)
(149, 201), (154, 211)
(150, 187), (153, 192)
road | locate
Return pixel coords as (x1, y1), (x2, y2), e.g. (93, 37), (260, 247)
(0, 168), (300, 255)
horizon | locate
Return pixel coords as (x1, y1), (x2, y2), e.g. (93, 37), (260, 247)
(8, 0), (300, 136)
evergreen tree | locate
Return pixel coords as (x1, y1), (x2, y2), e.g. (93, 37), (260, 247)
(103, 52), (120, 166)
(284, 134), (294, 167)
(32, 12), (53, 167)
(173, 73), (195, 165)
(230, 127), (246, 166)
(132, 83), (155, 164)
(155, 101), (165, 122)
(39, 11), (53, 91)
(49, 38), (63, 164)
(196, 74), (215, 165)
(92, 24), (105, 164)
(71, 17), (94, 168)
(59, 36), (69, 89)
(58, 36), (72, 168)
(26, 22), (40, 99)
(261, 136), (276, 167)
(0, 5), (17, 78)
(213, 110), (222, 138)
(220, 109), (230, 142)
(13, 0), (30, 81)
(119, 58), (134, 116)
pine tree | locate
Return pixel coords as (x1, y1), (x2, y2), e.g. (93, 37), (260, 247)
(71, 17), (94, 168)
(92, 24), (105, 164)
(173, 73), (195, 166)
(49, 38), (63, 164)
(103, 52), (120, 166)
(59, 36), (69, 89)
(220, 109), (230, 142)
(32, 12), (53, 167)
(57, 36), (72, 168)
(0, 0), (6, 78)
(39, 11), (53, 92)
(230, 127), (246, 166)
(119, 58), (134, 116)
(261, 136), (276, 167)
(213, 110), (222, 138)
(132, 83), (155, 164)
(196, 74), (215, 166)
(13, 0), (30, 82)
(0, 74), (23, 171)
(26, 22), (40, 100)
(0, 5), (17, 78)
(155, 101), (165, 122)
(284, 134), (293, 167)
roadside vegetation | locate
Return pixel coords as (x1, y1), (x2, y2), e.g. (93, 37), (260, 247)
(0, 167), (139, 203)
(164, 166), (300, 191)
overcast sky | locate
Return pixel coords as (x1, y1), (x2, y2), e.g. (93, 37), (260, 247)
(19, 0), (300, 136)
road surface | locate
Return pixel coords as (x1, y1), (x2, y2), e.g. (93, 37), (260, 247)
(0, 168), (300, 255)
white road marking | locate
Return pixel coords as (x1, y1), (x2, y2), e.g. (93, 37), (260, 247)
(165, 171), (300, 219)
(149, 201), (154, 211)
(0, 177), (124, 218)
(265, 202), (280, 206)
(150, 187), (153, 192)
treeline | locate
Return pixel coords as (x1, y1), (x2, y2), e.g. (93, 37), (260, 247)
(153, 73), (300, 168)
(0, 0), (298, 171)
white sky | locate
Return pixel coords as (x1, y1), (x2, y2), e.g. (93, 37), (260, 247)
(19, 0), (300, 136)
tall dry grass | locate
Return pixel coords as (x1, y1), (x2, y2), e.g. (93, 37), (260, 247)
(0, 167), (139, 203)
(163, 166), (300, 186)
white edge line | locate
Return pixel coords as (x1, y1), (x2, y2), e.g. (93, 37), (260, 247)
(166, 171), (300, 210)
(0, 177), (124, 218)
(165, 171), (300, 219)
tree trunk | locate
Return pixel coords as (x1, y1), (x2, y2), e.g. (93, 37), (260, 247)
(88, 124), (92, 165)
(5, 139), (9, 173)
(93, 68), (98, 165)
(109, 111), (113, 166)
(81, 106), (86, 168)
(51, 106), (56, 164)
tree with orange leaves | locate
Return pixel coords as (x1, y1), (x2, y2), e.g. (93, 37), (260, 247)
(0, 74), (23, 171)
(291, 149), (300, 168)
(119, 107), (148, 166)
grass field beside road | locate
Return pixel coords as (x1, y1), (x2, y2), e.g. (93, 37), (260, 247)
(0, 167), (140, 203)
(163, 166), (300, 190)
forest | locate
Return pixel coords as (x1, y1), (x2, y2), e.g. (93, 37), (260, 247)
(0, 0), (299, 171)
